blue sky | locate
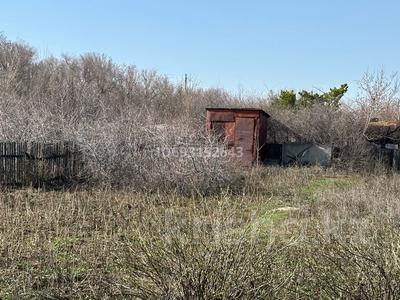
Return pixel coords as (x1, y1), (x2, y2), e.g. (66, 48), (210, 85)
(2, 0), (400, 99)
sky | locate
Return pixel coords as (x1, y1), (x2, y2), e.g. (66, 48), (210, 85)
(2, 0), (400, 100)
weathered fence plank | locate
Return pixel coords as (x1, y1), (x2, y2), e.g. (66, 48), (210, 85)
(0, 141), (82, 186)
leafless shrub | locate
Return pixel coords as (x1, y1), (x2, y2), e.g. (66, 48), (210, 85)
(115, 190), (292, 299)
(1, 33), (400, 188)
(69, 116), (242, 195)
(3, 166), (400, 298)
(356, 70), (400, 127)
(267, 104), (375, 169)
(0, 35), (243, 193)
(289, 174), (400, 298)
(0, 34), (35, 96)
(120, 225), (288, 299)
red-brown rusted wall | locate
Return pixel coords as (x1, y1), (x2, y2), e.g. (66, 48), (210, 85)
(206, 108), (269, 166)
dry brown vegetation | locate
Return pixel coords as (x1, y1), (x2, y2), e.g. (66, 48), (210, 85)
(2, 34), (400, 298)
(1, 168), (400, 298)
(0, 34), (245, 194)
(1, 34), (398, 191)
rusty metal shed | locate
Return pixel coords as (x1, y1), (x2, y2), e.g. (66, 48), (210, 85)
(206, 108), (270, 166)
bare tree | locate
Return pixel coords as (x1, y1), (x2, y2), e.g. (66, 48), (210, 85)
(356, 70), (400, 128)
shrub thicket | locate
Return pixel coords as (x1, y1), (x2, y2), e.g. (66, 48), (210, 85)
(1, 34), (399, 189)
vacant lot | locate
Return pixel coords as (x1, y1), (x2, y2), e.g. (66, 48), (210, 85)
(1, 167), (400, 299)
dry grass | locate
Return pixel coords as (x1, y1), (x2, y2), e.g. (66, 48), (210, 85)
(2, 34), (400, 298)
(1, 167), (400, 298)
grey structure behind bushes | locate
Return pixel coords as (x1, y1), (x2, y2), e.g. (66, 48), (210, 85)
(374, 145), (400, 171)
(264, 143), (332, 167)
(282, 144), (332, 167)
(0, 141), (82, 186)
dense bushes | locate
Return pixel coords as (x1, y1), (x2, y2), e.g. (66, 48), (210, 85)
(1, 33), (400, 191)
(73, 118), (242, 194)
(0, 34), (241, 193)
(267, 104), (375, 168)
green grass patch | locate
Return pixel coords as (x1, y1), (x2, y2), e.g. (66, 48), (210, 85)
(248, 208), (290, 234)
(301, 176), (356, 202)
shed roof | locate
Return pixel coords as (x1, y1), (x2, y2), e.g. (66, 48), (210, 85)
(364, 120), (400, 143)
(206, 107), (270, 118)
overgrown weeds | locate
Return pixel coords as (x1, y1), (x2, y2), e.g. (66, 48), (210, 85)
(2, 168), (400, 298)
(2, 33), (400, 298)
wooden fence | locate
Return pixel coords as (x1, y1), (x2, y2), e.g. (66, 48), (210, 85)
(0, 141), (82, 186)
